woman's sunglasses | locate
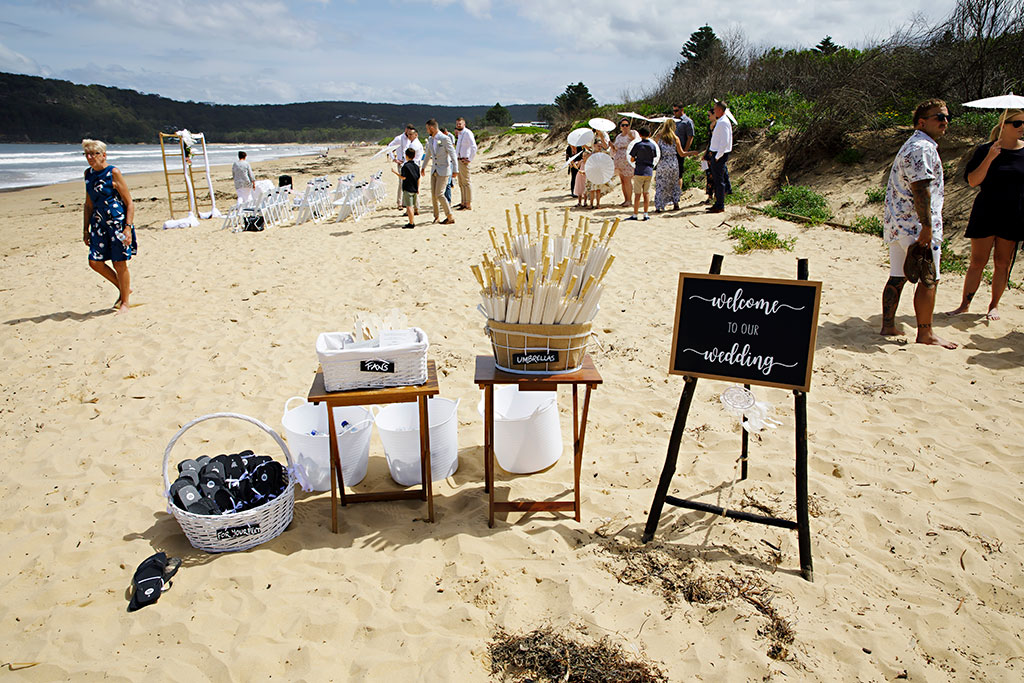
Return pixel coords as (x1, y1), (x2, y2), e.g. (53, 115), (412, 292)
(1006, 119), (1024, 128)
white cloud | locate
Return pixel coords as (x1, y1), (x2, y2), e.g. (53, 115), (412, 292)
(53, 0), (313, 46)
(426, 0), (492, 19)
(0, 40), (48, 76)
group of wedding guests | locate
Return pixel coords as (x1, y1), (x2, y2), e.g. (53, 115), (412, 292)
(567, 101), (734, 217)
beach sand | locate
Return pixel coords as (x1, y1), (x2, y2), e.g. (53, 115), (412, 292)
(1, 135), (1022, 681)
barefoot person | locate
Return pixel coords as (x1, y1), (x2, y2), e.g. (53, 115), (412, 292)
(82, 139), (135, 313)
(879, 99), (956, 348)
(947, 109), (1024, 321)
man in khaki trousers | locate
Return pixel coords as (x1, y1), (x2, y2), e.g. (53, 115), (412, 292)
(422, 118), (457, 224)
(454, 117), (477, 210)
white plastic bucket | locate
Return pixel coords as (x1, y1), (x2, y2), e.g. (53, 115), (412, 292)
(374, 397), (460, 486)
(281, 397), (372, 491)
(477, 386), (562, 474)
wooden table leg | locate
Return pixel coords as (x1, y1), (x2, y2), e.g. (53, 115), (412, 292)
(325, 401), (347, 533)
(486, 385), (495, 528)
(418, 395), (434, 522)
(574, 384), (594, 522)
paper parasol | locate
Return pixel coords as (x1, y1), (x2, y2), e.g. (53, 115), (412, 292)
(618, 111), (651, 122)
(567, 127), (595, 147)
(646, 116), (674, 123)
(962, 93), (1024, 109)
(562, 150), (584, 169)
(584, 152), (615, 184)
(589, 117), (616, 132)
(625, 138), (661, 169)
(372, 142), (401, 159)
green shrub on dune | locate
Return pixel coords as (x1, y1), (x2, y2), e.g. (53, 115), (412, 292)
(765, 185), (833, 225)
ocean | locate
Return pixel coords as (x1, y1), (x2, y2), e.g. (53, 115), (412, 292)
(0, 143), (325, 191)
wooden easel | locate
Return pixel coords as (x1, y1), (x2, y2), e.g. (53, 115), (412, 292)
(642, 254), (814, 581)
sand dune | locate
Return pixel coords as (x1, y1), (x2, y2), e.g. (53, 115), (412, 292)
(0, 134), (1021, 680)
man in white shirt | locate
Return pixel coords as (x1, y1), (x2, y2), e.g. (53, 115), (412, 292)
(421, 118), (458, 224)
(879, 99), (957, 349)
(454, 117), (477, 210)
(389, 125), (424, 209)
(707, 100), (733, 214)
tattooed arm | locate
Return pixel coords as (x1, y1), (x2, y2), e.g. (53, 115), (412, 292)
(910, 179), (933, 246)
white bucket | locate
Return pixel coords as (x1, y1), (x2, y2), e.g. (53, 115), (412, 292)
(374, 397), (460, 486)
(477, 386), (562, 474)
(281, 397), (372, 491)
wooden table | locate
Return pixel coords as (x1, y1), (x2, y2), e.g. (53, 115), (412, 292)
(475, 355), (603, 527)
(307, 361), (440, 532)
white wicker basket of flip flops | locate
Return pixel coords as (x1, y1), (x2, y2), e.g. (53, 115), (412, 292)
(162, 412), (302, 553)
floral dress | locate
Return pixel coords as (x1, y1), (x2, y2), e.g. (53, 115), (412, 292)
(654, 139), (680, 210)
(611, 130), (638, 179)
(86, 165), (136, 261)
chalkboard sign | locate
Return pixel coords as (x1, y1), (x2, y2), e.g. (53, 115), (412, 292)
(669, 273), (822, 391)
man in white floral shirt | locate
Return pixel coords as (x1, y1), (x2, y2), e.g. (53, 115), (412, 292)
(879, 99), (957, 349)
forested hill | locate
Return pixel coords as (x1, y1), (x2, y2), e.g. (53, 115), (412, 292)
(0, 72), (542, 144)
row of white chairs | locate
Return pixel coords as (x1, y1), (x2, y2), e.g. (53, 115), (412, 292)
(292, 176), (336, 225)
(221, 185), (292, 231)
(334, 171), (386, 223)
(221, 172), (385, 230)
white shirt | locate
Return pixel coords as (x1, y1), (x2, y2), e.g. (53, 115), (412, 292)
(389, 133), (424, 163)
(883, 130), (944, 246)
(709, 116), (733, 159)
(455, 127), (477, 162)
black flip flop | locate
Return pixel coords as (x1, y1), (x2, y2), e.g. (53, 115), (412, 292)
(251, 461), (283, 498)
(177, 459), (200, 475)
(172, 483), (203, 511)
(127, 552), (181, 612)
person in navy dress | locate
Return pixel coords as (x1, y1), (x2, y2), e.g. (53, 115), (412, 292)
(82, 139), (136, 312)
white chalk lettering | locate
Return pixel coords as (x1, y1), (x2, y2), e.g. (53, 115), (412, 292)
(682, 344), (799, 377)
(689, 287), (805, 317)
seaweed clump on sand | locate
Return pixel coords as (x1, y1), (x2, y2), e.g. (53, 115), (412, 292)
(601, 539), (796, 660)
(488, 626), (667, 683)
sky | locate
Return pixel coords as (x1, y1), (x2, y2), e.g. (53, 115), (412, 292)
(0, 0), (957, 107)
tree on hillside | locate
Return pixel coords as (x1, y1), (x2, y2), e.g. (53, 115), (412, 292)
(554, 82), (597, 118)
(480, 102), (513, 128)
(680, 25), (723, 65)
(537, 104), (558, 123)
(814, 35), (842, 55)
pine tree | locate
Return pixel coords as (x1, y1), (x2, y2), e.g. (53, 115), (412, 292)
(814, 35), (842, 55)
(680, 25), (722, 65)
(481, 102), (512, 128)
(554, 82), (597, 117)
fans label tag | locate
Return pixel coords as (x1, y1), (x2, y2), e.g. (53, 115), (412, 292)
(217, 524), (262, 540)
(360, 360), (395, 373)
(514, 351), (559, 364)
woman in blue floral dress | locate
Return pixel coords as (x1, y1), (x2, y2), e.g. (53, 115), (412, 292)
(82, 139), (136, 312)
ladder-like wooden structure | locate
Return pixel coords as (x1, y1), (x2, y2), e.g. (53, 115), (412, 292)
(159, 131), (213, 219)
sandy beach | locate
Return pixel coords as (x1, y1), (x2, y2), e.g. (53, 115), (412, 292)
(1, 134), (1022, 681)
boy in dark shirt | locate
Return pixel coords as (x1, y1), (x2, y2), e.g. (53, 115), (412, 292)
(627, 126), (657, 221)
(392, 147), (420, 228)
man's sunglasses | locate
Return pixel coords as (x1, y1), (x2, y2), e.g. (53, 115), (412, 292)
(924, 113), (954, 123)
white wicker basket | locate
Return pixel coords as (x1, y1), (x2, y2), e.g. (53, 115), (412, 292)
(317, 328), (428, 392)
(162, 412), (298, 553)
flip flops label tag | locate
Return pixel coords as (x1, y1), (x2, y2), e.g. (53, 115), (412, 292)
(360, 360), (395, 373)
(217, 524), (262, 540)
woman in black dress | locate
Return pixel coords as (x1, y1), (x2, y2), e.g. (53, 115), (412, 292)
(949, 109), (1024, 320)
